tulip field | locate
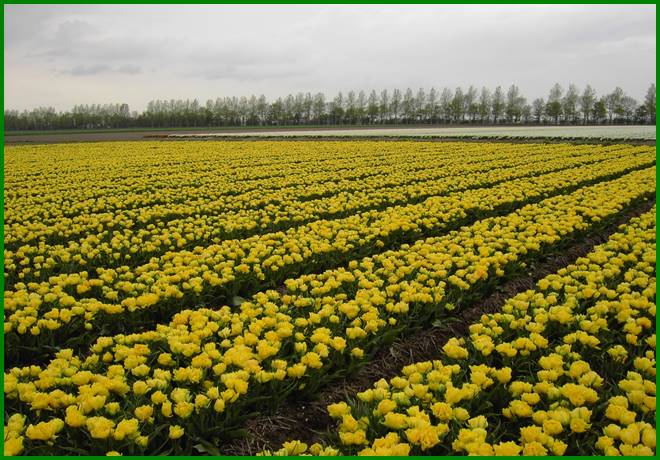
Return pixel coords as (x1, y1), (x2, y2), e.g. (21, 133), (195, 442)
(3, 140), (656, 456)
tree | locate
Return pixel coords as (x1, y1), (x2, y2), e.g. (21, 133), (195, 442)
(605, 87), (624, 123)
(312, 93), (325, 124)
(521, 104), (532, 123)
(427, 87), (438, 123)
(402, 88), (415, 123)
(5, 82), (650, 131)
(330, 92), (344, 124)
(415, 87), (426, 122)
(246, 95), (258, 125)
(635, 105), (649, 124)
(621, 96), (638, 123)
(451, 87), (464, 122)
(464, 86), (478, 122)
(545, 83), (563, 124)
(644, 83), (655, 123)
(379, 89), (389, 123)
(505, 85), (525, 122)
(478, 88), (491, 123)
(367, 90), (379, 124)
(491, 86), (505, 123)
(390, 89), (402, 123)
(562, 84), (579, 123)
(257, 95), (268, 124)
(356, 90), (367, 124)
(283, 94), (296, 124)
(439, 88), (453, 123)
(461, 86), (477, 119)
(237, 96), (247, 125)
(270, 98), (284, 124)
(532, 98), (545, 123)
(302, 93), (313, 124)
(344, 91), (357, 124)
(593, 98), (607, 123)
(579, 85), (596, 124)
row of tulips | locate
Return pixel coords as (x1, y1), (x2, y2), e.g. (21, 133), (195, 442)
(3, 168), (654, 455)
(6, 142), (578, 245)
(6, 144), (640, 271)
(264, 206), (656, 456)
(4, 157), (655, 363)
(7, 141), (558, 225)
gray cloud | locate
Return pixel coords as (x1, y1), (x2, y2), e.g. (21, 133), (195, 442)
(63, 64), (142, 76)
(199, 65), (308, 81)
(4, 4), (656, 111)
(53, 19), (98, 43)
(66, 64), (111, 76)
(117, 64), (142, 75)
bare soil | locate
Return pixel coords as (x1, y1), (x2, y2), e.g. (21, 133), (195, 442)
(5, 125), (484, 144)
(4, 124), (656, 145)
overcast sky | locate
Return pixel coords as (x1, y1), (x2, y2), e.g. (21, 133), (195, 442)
(5, 4), (656, 111)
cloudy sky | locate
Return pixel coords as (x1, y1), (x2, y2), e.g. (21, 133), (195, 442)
(5, 4), (656, 111)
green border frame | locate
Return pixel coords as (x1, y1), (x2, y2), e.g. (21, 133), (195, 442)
(1, 2), (657, 459)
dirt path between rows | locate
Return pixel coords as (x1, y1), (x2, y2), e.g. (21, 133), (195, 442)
(5, 125), (656, 146)
(148, 135), (657, 146)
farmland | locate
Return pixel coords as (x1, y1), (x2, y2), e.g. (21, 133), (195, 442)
(4, 125), (656, 145)
(3, 140), (656, 456)
(167, 125), (657, 141)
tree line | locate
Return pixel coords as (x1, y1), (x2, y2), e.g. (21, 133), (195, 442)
(4, 83), (655, 131)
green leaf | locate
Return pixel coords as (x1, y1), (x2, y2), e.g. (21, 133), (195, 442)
(231, 295), (247, 307)
(193, 441), (222, 456)
(193, 444), (209, 454)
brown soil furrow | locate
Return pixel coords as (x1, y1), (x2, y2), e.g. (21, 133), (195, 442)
(152, 136), (656, 146)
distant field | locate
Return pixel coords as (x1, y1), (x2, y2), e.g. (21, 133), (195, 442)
(4, 125), (388, 144)
(4, 124), (655, 144)
(168, 125), (656, 140)
(5, 125), (373, 136)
